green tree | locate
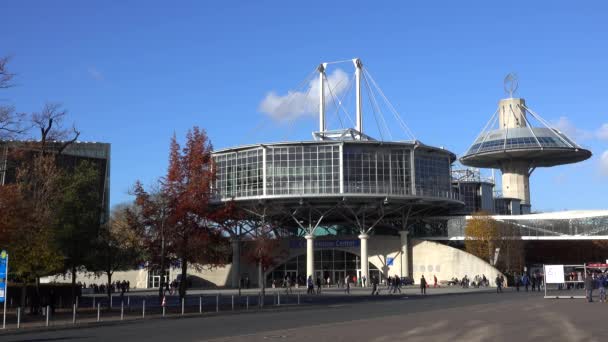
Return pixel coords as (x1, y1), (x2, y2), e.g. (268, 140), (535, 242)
(55, 160), (102, 304)
(91, 204), (142, 306)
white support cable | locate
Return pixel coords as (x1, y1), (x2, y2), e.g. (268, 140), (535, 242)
(362, 72), (393, 140)
(336, 75), (356, 128)
(363, 68), (415, 139)
(474, 108), (500, 154)
(364, 68), (410, 138)
(325, 59), (356, 65)
(469, 107), (499, 155)
(363, 69), (417, 140)
(361, 71), (385, 141)
(522, 104), (576, 148)
(323, 73), (346, 129)
(367, 75), (393, 141)
(515, 104), (542, 149)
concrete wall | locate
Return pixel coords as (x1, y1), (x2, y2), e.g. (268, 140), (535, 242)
(411, 239), (504, 284)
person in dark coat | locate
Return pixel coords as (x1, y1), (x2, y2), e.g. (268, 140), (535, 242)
(420, 275), (427, 295)
(584, 273), (594, 303)
(371, 276), (379, 295)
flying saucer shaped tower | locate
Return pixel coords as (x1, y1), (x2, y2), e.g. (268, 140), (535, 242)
(460, 74), (592, 214)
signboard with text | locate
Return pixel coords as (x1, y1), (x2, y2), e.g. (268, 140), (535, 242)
(289, 239), (360, 249)
(545, 265), (565, 284)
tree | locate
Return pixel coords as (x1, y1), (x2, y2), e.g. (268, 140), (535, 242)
(54, 160), (102, 304)
(163, 128), (230, 299)
(0, 155), (64, 312)
(91, 204), (142, 306)
(464, 212), (500, 264)
(464, 212), (525, 274)
(0, 57), (26, 140)
(128, 181), (173, 301)
(244, 217), (288, 298)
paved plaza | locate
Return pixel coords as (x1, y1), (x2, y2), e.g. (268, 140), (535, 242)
(1, 288), (605, 341)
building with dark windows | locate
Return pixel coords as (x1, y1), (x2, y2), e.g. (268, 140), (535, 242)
(0, 140), (111, 224)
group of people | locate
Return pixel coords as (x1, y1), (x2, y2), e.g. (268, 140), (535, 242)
(584, 271), (608, 303)
(513, 272), (544, 292)
(81, 280), (130, 294)
(306, 275), (326, 294)
(447, 274), (489, 288)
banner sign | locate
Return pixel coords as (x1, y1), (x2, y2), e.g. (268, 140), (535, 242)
(545, 265), (565, 284)
(0, 250), (7, 303)
(586, 263), (608, 268)
(289, 239), (360, 249)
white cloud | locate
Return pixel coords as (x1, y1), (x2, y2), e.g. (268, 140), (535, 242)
(259, 69), (350, 122)
(87, 67), (104, 81)
(596, 123), (608, 140)
(551, 116), (593, 141)
(601, 150), (608, 177)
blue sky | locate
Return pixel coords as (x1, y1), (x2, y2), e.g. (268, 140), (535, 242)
(2, 1), (607, 211)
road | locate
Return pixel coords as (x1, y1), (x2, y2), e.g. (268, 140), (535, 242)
(1, 290), (604, 341)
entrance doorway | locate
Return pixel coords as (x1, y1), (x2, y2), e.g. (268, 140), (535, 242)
(268, 250), (380, 287)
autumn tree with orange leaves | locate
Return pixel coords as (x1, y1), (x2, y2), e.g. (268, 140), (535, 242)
(131, 127), (231, 300)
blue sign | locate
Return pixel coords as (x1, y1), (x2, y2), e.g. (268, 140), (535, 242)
(289, 239), (360, 249)
(387, 257), (394, 266)
(0, 250), (7, 303)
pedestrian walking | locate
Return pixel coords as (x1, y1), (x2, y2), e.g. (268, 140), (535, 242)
(371, 276), (379, 295)
(420, 275), (427, 295)
(598, 274), (606, 303)
(316, 277), (322, 294)
(344, 275), (351, 294)
(495, 275), (503, 293)
(585, 272), (594, 302)
(307, 275), (314, 295)
(393, 275), (401, 294)
(433, 275), (438, 288)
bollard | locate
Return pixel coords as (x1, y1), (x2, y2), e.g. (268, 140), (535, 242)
(76, 296), (79, 309)
(278, 292), (280, 306)
(181, 298), (185, 315)
(92, 296), (95, 309)
(246, 296), (249, 310)
(297, 293), (300, 305)
(17, 307), (21, 329)
(110, 295), (113, 309)
(127, 296), (130, 310)
(121, 301), (124, 321)
(162, 306), (166, 317)
(231, 295), (234, 311)
(199, 296), (202, 314)
(46, 305), (50, 327)
(216, 294), (219, 312)
(97, 303), (101, 322)
(72, 303), (76, 324)
(142, 299), (146, 318)
(10, 297), (12, 308)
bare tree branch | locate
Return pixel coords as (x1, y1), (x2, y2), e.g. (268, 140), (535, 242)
(0, 56), (15, 89)
(31, 103), (80, 153)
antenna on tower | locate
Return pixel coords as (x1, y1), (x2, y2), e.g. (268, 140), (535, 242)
(503, 73), (519, 98)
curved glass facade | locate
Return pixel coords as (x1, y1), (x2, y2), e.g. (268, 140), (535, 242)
(213, 142), (456, 201)
(343, 145), (411, 195)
